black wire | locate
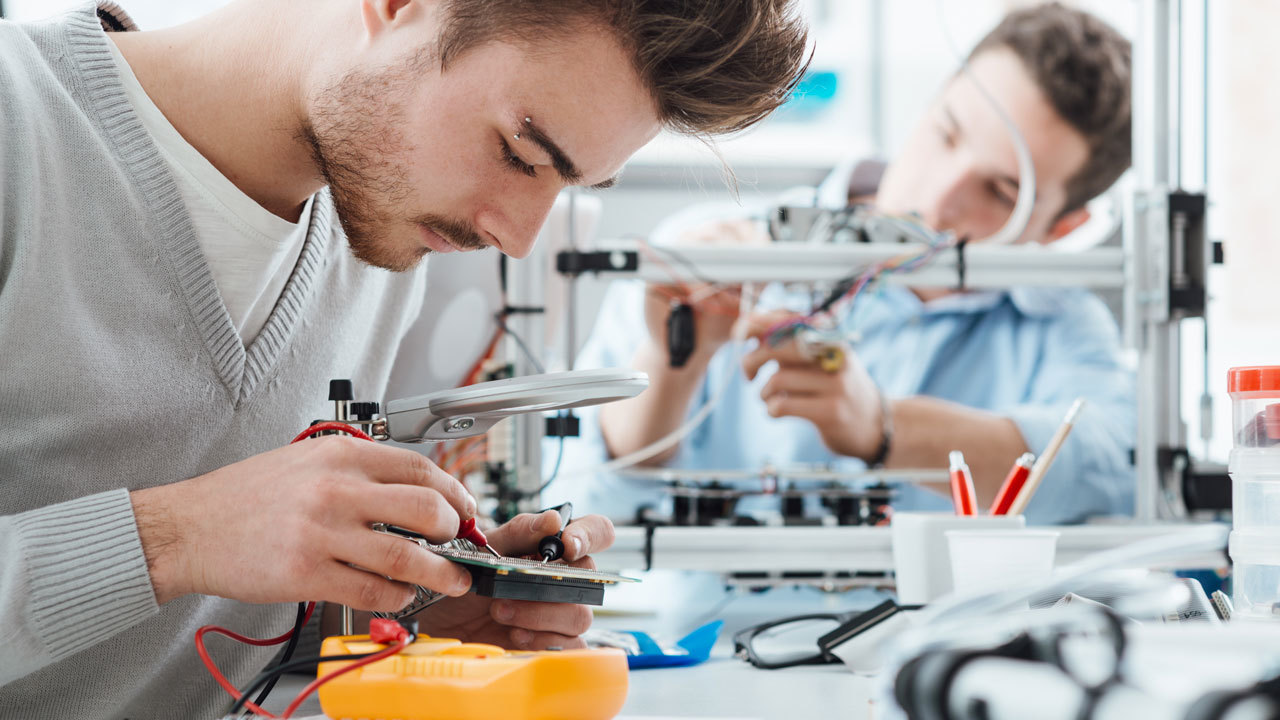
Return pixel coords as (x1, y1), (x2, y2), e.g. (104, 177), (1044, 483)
(493, 312), (546, 374)
(227, 645), (396, 715)
(535, 428), (567, 496)
(237, 602), (307, 716)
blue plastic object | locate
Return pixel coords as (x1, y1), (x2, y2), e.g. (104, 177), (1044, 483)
(624, 620), (723, 670)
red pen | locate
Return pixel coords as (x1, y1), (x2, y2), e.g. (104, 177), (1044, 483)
(948, 451), (978, 516)
(457, 517), (502, 559)
(990, 452), (1036, 516)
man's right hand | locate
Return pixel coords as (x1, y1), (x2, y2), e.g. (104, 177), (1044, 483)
(129, 436), (475, 613)
(640, 219), (767, 362)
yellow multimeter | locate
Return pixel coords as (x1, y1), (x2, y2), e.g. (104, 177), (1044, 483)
(316, 634), (629, 720)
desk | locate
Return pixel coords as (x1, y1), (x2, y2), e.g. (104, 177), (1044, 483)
(276, 650), (877, 720)
(269, 582), (884, 719)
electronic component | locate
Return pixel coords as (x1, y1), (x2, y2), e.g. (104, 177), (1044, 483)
(316, 633), (629, 720)
(371, 523), (637, 612)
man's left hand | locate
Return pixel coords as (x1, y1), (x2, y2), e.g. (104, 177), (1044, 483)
(741, 311), (887, 462)
(417, 511), (615, 650)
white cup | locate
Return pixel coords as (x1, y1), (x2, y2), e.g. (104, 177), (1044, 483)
(945, 529), (1060, 595)
(891, 512), (1026, 605)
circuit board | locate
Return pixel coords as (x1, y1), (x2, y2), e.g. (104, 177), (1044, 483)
(371, 523), (637, 610)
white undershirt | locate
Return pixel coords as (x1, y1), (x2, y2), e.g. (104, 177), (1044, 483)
(106, 37), (311, 346)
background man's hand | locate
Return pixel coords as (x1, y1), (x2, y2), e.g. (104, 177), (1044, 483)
(641, 219), (769, 361)
(130, 436), (475, 612)
(741, 310), (887, 461)
(415, 511), (616, 650)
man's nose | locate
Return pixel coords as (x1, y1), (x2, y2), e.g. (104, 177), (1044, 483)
(478, 189), (560, 260)
(918, 165), (976, 233)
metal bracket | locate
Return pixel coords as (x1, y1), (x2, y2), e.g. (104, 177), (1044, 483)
(555, 249), (639, 276)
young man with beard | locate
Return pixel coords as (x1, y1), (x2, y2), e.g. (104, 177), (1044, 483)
(0, 0), (809, 715)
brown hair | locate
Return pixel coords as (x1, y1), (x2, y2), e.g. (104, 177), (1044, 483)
(436, 1), (812, 137)
(970, 2), (1131, 214)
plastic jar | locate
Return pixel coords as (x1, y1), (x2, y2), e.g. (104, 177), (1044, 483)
(1228, 366), (1280, 617)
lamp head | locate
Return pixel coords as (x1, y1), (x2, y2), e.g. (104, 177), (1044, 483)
(384, 368), (648, 443)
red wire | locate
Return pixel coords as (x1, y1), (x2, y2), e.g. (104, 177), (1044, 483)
(281, 636), (411, 718)
(195, 603), (317, 717)
(290, 422), (373, 444)
(194, 422), (373, 717)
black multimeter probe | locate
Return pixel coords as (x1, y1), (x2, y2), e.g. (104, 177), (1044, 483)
(537, 503), (574, 563)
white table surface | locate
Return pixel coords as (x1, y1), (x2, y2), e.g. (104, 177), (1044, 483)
(267, 578), (885, 719)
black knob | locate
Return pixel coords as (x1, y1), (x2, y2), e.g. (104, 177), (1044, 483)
(350, 401), (381, 420)
(329, 379), (353, 402)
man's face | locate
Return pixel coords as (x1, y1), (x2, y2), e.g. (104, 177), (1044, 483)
(876, 48), (1090, 245)
(303, 12), (661, 271)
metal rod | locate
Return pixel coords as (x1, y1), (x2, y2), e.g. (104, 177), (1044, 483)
(1202, 0), (1210, 188)
(869, 0), (885, 154)
(564, 190), (578, 372)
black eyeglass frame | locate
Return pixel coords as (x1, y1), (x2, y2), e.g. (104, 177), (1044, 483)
(732, 611), (859, 670)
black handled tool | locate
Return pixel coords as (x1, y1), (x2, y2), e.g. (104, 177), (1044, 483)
(537, 503), (574, 563)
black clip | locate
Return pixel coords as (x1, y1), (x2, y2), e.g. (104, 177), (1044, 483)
(954, 237), (969, 291)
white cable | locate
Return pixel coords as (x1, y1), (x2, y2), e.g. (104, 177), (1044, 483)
(557, 285), (759, 481)
(935, 0), (1036, 245)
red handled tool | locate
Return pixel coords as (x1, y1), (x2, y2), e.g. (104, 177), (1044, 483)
(458, 517), (502, 559)
(948, 451), (978, 516)
(989, 452), (1035, 516)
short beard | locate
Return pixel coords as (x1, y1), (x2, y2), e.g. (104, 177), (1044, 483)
(301, 47), (487, 271)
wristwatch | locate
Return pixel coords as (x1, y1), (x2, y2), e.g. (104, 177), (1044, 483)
(866, 386), (893, 468)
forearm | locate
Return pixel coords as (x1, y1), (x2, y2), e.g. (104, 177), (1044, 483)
(0, 490), (159, 686)
(599, 340), (718, 465)
(885, 396), (1031, 506)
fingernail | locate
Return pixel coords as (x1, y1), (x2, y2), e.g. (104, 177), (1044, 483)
(512, 629), (532, 648)
(494, 602), (514, 622)
(571, 537), (582, 558)
(466, 494), (477, 517)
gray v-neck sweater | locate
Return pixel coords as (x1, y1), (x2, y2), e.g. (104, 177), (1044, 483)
(0, 3), (427, 716)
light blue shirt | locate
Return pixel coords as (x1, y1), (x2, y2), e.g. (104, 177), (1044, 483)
(545, 277), (1136, 525)
(545, 162), (1135, 525)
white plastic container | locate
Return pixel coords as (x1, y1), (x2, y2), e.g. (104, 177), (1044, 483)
(945, 529), (1059, 595)
(891, 512), (1026, 604)
(1228, 366), (1280, 617)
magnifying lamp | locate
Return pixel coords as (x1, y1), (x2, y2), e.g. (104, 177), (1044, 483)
(382, 368), (649, 443)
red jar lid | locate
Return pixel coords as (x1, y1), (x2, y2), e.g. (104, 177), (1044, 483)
(1229, 366), (1280, 393)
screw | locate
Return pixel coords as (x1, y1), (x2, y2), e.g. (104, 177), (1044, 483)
(445, 418), (475, 433)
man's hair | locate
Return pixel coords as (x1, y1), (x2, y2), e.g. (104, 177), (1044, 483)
(970, 3), (1131, 215)
(436, 1), (811, 137)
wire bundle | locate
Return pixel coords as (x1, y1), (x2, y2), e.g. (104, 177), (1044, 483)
(198, 422), (393, 719)
(764, 229), (962, 348)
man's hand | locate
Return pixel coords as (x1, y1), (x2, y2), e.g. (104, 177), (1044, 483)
(416, 511), (616, 650)
(641, 219), (767, 362)
(130, 436), (475, 612)
(742, 310), (887, 461)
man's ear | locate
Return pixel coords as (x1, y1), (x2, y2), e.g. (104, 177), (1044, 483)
(1044, 207), (1091, 245)
(361, 0), (417, 38)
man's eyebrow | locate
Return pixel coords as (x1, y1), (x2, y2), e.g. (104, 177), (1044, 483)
(519, 120), (584, 184)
